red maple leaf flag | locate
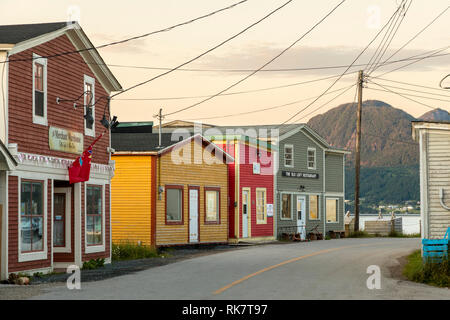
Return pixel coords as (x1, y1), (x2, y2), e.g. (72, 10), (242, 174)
(68, 132), (104, 184)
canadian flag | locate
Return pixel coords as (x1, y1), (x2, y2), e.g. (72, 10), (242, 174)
(68, 133), (104, 184)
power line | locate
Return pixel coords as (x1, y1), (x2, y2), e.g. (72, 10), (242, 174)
(367, 87), (450, 103)
(1, 0), (250, 64)
(183, 84), (355, 120)
(375, 77), (450, 93)
(110, 0), (296, 100)
(163, 0), (347, 117)
(278, 2), (406, 127)
(366, 81), (450, 99)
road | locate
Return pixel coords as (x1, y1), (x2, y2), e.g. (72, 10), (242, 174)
(31, 238), (450, 300)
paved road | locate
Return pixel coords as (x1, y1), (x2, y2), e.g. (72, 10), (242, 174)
(32, 238), (450, 300)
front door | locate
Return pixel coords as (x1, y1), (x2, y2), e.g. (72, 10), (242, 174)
(242, 190), (249, 238)
(53, 193), (66, 247)
(297, 196), (306, 240)
(189, 188), (199, 243)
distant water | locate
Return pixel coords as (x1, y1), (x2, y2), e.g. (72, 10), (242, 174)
(349, 214), (420, 234)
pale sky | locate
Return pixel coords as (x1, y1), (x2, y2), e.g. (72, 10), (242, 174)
(1, 0), (449, 126)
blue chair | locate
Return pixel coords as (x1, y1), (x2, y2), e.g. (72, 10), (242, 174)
(422, 227), (449, 263)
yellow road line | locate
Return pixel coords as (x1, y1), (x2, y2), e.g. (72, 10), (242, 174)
(213, 242), (395, 295)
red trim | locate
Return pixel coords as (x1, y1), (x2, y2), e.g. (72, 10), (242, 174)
(151, 156), (157, 246)
(164, 184), (184, 225)
(187, 185), (201, 243)
(53, 193), (66, 248)
(204, 186), (221, 225)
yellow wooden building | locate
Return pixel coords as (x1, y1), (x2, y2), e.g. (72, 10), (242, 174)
(111, 133), (233, 246)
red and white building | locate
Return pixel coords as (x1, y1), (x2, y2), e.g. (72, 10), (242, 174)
(0, 22), (122, 279)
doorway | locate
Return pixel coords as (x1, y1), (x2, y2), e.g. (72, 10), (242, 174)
(242, 188), (250, 238)
(189, 186), (199, 243)
(53, 186), (72, 254)
(296, 196), (306, 240)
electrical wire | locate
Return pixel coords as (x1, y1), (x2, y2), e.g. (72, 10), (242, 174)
(367, 87), (450, 103)
(366, 81), (450, 99)
(1, 0), (250, 64)
(375, 77), (450, 93)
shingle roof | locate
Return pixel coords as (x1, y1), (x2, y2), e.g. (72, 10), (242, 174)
(111, 132), (189, 152)
(0, 21), (72, 44)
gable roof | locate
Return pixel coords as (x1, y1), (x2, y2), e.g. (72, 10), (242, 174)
(0, 22), (69, 44)
(0, 21), (122, 93)
(0, 140), (17, 170)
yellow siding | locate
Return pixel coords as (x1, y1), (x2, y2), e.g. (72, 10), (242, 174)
(156, 140), (228, 245)
(111, 155), (152, 245)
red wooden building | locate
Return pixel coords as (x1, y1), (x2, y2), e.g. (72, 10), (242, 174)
(212, 135), (275, 242)
(0, 22), (122, 279)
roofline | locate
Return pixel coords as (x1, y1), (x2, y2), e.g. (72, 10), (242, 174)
(205, 134), (273, 151)
(411, 121), (450, 141)
(0, 140), (18, 169)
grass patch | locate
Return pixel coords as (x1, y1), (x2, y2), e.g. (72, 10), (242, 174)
(388, 231), (420, 238)
(112, 241), (161, 261)
(348, 230), (373, 238)
(403, 250), (450, 288)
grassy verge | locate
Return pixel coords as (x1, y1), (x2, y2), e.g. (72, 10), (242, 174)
(112, 242), (162, 261)
(403, 250), (450, 288)
(348, 231), (373, 238)
(347, 230), (420, 238)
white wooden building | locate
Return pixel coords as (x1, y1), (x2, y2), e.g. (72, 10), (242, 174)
(412, 121), (450, 239)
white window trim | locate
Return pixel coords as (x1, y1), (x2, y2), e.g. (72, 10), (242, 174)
(307, 147), (316, 170)
(284, 144), (294, 168)
(280, 192), (293, 221)
(32, 53), (48, 126)
(84, 75), (95, 137)
(18, 177), (48, 262)
(308, 194), (321, 221)
(325, 197), (339, 224)
(84, 182), (105, 254)
(256, 188), (267, 224)
(53, 187), (72, 253)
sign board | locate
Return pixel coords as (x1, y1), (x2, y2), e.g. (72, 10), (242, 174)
(282, 170), (319, 179)
(267, 204), (273, 217)
(49, 127), (84, 154)
(253, 162), (261, 174)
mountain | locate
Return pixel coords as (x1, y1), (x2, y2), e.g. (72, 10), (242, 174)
(307, 100), (419, 167)
(418, 108), (450, 122)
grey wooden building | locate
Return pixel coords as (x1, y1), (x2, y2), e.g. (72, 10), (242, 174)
(275, 125), (349, 240)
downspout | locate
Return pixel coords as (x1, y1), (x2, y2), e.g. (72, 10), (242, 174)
(439, 189), (450, 210)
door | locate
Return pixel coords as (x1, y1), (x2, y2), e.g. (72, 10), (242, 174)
(189, 188), (199, 243)
(53, 193), (66, 247)
(296, 196), (306, 240)
(242, 189), (249, 238)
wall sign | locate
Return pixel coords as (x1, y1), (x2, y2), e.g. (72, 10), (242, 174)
(49, 127), (84, 154)
(267, 204), (273, 217)
(282, 170), (319, 179)
(253, 162), (261, 174)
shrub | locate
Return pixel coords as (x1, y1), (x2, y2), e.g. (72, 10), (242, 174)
(112, 241), (160, 261)
(82, 258), (105, 270)
(403, 250), (450, 288)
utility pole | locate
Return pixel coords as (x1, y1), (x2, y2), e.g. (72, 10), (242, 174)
(354, 70), (364, 232)
(153, 108), (164, 149)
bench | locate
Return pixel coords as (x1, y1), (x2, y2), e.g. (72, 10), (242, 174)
(422, 227), (449, 263)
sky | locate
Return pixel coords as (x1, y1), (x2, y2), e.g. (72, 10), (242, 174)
(1, 0), (449, 126)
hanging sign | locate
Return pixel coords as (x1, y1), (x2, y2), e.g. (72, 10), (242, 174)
(282, 170), (319, 179)
(49, 127), (84, 154)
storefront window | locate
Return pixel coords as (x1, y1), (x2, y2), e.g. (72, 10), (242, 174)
(20, 180), (44, 252)
(281, 194), (292, 219)
(326, 198), (338, 223)
(309, 195), (319, 220)
(86, 185), (102, 245)
(256, 189), (266, 224)
(166, 187), (183, 223)
(205, 189), (219, 223)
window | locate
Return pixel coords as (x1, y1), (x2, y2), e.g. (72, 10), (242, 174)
(53, 193), (66, 247)
(256, 188), (267, 224)
(20, 180), (44, 252)
(307, 148), (316, 169)
(166, 186), (183, 223)
(84, 75), (95, 136)
(32, 54), (47, 125)
(205, 188), (220, 223)
(281, 194), (292, 219)
(284, 144), (294, 167)
(326, 198), (338, 223)
(309, 195), (319, 220)
(86, 185), (103, 246)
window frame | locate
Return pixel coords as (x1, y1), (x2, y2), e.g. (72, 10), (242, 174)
(165, 185), (184, 225)
(53, 187), (72, 253)
(18, 177), (48, 263)
(204, 186), (221, 225)
(308, 194), (320, 220)
(84, 183), (105, 254)
(284, 144), (294, 168)
(255, 188), (267, 224)
(32, 53), (47, 126)
(307, 147), (316, 170)
(84, 75), (96, 137)
(326, 197), (339, 223)
(280, 193), (293, 221)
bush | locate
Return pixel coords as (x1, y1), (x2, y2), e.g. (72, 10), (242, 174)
(82, 258), (105, 270)
(403, 250), (450, 288)
(112, 241), (160, 261)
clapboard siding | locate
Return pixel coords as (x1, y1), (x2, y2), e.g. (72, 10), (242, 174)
(325, 154), (344, 193)
(111, 155), (152, 245)
(8, 34), (110, 165)
(426, 132), (450, 239)
(156, 140), (228, 245)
